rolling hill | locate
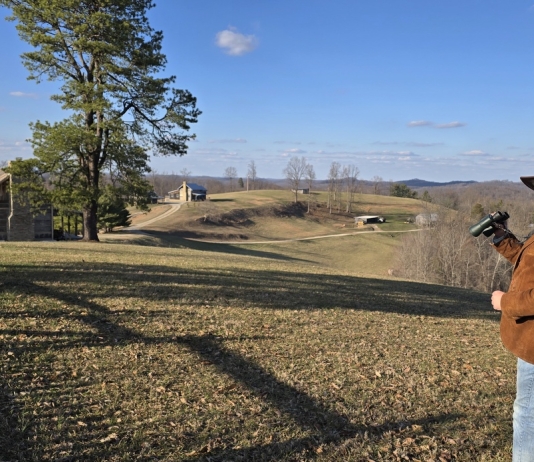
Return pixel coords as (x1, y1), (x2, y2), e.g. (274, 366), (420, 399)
(108, 190), (434, 277)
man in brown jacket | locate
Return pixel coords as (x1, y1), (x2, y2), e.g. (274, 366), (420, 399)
(492, 176), (534, 462)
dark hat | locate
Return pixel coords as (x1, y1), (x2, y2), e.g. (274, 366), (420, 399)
(521, 176), (534, 191)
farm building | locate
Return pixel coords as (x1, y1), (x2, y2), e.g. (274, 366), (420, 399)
(354, 215), (386, 225)
(291, 188), (310, 194)
(168, 181), (207, 201)
(0, 168), (54, 241)
(415, 213), (438, 227)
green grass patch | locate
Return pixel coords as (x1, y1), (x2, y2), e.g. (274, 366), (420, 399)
(0, 241), (514, 461)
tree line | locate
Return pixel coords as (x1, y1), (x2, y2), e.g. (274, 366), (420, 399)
(394, 182), (534, 292)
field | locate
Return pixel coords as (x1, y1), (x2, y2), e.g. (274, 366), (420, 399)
(128, 190), (425, 244)
(0, 192), (515, 461)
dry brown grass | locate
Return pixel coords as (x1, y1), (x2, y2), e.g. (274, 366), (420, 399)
(0, 240), (515, 461)
(125, 191), (424, 244)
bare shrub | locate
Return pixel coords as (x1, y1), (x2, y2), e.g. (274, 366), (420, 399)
(395, 210), (513, 292)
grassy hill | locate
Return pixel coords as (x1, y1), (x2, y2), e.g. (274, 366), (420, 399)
(0, 228), (514, 460)
(119, 190), (431, 278)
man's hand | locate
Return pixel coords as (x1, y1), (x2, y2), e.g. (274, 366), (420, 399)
(492, 291), (505, 311)
(491, 211), (508, 238)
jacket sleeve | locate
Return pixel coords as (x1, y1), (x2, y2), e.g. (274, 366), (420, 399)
(493, 233), (523, 265)
(497, 234), (534, 319)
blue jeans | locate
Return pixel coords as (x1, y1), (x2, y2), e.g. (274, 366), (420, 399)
(514, 358), (534, 461)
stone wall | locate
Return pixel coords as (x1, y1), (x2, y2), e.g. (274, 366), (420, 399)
(9, 199), (35, 241)
(180, 181), (188, 201)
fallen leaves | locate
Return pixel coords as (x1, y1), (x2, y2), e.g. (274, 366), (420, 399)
(0, 241), (515, 461)
(99, 433), (118, 443)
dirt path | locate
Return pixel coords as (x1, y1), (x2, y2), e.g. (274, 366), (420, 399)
(128, 203), (183, 230)
(105, 203), (425, 245)
(184, 228), (425, 245)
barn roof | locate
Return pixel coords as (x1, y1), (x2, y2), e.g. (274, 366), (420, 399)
(168, 182), (207, 195)
(182, 183), (206, 191)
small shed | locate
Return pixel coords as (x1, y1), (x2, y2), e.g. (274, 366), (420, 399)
(415, 213), (438, 227)
(147, 191), (163, 204)
(168, 181), (207, 201)
(291, 188), (310, 194)
(354, 215), (386, 224)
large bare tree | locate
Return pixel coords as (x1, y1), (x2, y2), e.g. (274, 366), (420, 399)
(305, 163), (315, 213)
(283, 156), (308, 203)
(327, 162), (341, 213)
(224, 166), (238, 192)
(247, 160), (257, 191)
(343, 164), (360, 213)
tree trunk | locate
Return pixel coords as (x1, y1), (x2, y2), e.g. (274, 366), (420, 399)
(82, 201), (99, 241)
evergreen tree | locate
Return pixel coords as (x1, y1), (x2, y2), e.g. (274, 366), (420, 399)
(1, 0), (200, 241)
(97, 186), (131, 232)
(420, 190), (433, 202)
(390, 183), (418, 199)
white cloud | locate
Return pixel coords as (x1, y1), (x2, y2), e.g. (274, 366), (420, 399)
(461, 150), (489, 157)
(407, 120), (466, 129)
(215, 28), (258, 56)
(367, 150), (419, 158)
(0, 140), (31, 152)
(9, 91), (37, 98)
(435, 121), (466, 129)
(407, 120), (432, 127)
(282, 148), (307, 154)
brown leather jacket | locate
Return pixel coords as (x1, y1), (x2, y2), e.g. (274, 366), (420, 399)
(494, 233), (534, 364)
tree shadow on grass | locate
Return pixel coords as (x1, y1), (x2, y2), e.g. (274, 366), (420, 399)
(180, 334), (464, 461)
(0, 385), (27, 462)
(0, 260), (498, 460)
(0, 325), (467, 461)
(1, 260), (495, 321)
(132, 231), (312, 263)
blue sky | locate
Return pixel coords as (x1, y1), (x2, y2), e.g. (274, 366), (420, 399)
(1, 0), (534, 182)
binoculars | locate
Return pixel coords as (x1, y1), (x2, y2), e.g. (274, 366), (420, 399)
(469, 211), (510, 237)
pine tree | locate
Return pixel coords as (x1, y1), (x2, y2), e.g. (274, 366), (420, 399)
(1, 0), (200, 241)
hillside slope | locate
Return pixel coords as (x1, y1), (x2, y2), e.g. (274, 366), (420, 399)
(0, 241), (514, 461)
(131, 190), (426, 238)
(116, 190), (432, 277)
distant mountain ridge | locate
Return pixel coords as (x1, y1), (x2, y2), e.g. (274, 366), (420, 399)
(156, 174), (479, 190)
(399, 178), (478, 188)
